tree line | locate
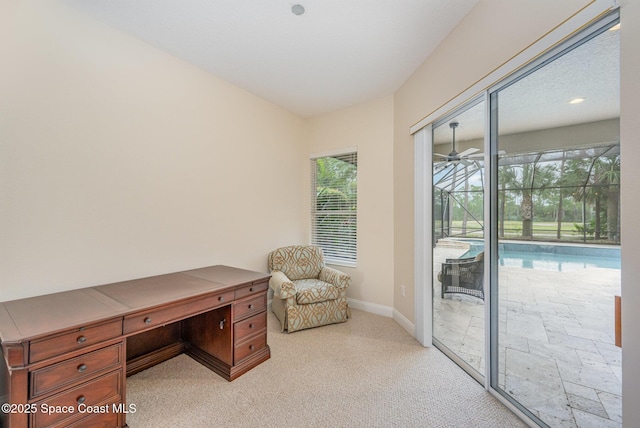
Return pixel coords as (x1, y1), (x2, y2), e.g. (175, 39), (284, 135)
(440, 145), (620, 244)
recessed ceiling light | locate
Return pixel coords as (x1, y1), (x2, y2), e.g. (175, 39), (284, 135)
(569, 97), (585, 104)
(609, 23), (621, 31)
(291, 4), (305, 16)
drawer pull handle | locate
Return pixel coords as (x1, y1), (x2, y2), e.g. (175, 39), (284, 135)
(219, 319), (226, 330)
(249, 345), (255, 351)
(77, 336), (87, 344)
(249, 287), (254, 292)
(218, 296), (225, 302)
(77, 395), (86, 405)
(248, 304), (254, 309)
(249, 323), (254, 329)
(77, 364), (87, 373)
(144, 317), (152, 324)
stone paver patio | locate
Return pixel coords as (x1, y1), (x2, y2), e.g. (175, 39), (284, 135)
(433, 243), (621, 428)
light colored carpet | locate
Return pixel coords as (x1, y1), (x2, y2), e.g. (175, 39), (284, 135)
(126, 309), (527, 427)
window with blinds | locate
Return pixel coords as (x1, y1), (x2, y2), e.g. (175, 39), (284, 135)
(310, 151), (357, 266)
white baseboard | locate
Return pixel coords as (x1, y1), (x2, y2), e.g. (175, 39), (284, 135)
(347, 298), (393, 317)
(348, 298), (416, 338)
(392, 309), (415, 337)
(270, 297), (417, 338)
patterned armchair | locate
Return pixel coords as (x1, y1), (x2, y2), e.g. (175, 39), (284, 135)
(268, 245), (351, 333)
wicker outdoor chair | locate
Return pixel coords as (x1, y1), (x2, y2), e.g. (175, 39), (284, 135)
(438, 252), (485, 300)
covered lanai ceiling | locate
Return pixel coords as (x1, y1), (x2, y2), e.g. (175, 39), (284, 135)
(434, 24), (620, 145)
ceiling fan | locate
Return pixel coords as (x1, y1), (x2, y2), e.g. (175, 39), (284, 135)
(434, 121), (482, 166)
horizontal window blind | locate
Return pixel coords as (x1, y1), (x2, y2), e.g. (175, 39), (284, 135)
(311, 151), (357, 266)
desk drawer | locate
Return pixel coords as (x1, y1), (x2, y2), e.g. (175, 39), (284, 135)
(234, 312), (267, 341)
(234, 333), (267, 364)
(29, 319), (122, 364)
(234, 279), (268, 300)
(30, 343), (123, 399)
(124, 290), (234, 335)
(233, 294), (266, 320)
(31, 370), (122, 428)
(65, 407), (119, 428)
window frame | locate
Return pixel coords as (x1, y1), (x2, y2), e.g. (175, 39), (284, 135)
(310, 148), (358, 267)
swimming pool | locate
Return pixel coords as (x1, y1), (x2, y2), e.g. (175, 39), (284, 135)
(460, 240), (620, 272)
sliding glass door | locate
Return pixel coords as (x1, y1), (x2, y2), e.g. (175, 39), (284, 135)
(432, 99), (486, 380)
(425, 12), (621, 428)
(490, 17), (621, 427)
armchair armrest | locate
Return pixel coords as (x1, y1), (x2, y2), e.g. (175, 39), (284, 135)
(269, 270), (297, 299)
(319, 266), (351, 290)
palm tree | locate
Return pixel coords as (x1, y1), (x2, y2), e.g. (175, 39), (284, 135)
(519, 161), (556, 239)
(569, 156), (610, 241)
(563, 158), (592, 240)
(498, 164), (517, 238)
(596, 155), (620, 242)
(556, 154), (567, 239)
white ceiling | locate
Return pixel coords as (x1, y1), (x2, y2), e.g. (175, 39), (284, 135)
(62, 0), (480, 117)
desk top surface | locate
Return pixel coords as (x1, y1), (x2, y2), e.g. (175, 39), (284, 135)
(0, 265), (270, 343)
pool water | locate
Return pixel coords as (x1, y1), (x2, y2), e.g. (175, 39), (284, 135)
(460, 240), (620, 272)
(498, 250), (620, 271)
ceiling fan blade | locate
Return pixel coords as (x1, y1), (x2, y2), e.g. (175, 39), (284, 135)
(460, 149), (507, 159)
(433, 153), (450, 158)
(433, 162), (450, 172)
(458, 147), (480, 157)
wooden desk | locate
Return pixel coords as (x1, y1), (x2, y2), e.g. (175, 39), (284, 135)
(0, 265), (271, 428)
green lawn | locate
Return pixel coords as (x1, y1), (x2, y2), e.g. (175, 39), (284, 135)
(445, 220), (596, 241)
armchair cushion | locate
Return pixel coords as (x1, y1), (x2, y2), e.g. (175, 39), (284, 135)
(293, 279), (340, 304)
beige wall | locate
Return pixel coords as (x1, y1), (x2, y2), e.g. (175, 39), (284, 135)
(0, 1), (307, 301)
(307, 97), (395, 310)
(0, 1), (395, 311)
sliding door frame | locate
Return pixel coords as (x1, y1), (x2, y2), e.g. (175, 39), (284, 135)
(486, 10), (620, 425)
(430, 95), (486, 384)
(412, 3), (620, 426)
